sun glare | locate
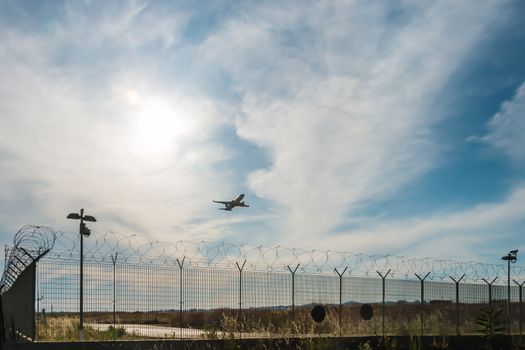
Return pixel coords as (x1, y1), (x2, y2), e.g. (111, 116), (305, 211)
(125, 91), (192, 155)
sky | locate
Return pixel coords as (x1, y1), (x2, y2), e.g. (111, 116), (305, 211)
(1, 0), (525, 265)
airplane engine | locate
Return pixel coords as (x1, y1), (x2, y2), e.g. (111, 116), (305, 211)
(240, 201), (245, 205)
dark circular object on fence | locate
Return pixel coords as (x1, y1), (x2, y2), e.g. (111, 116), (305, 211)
(310, 305), (326, 323)
(360, 304), (373, 320)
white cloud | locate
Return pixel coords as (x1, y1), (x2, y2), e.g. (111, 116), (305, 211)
(0, 0), (520, 266)
(197, 1), (503, 243)
(58, 1), (187, 51)
(311, 183), (525, 259)
(484, 81), (525, 164)
(0, 5), (238, 240)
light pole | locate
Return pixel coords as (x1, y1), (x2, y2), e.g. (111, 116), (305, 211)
(502, 249), (518, 334)
(67, 209), (96, 341)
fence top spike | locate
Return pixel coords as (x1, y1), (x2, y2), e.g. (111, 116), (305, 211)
(334, 266), (348, 276)
(514, 279), (525, 287)
(287, 263), (300, 274)
(236, 259), (247, 271)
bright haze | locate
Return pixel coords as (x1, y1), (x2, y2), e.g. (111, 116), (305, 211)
(1, 1), (524, 263)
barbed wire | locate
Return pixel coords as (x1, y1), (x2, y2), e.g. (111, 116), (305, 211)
(0, 225), (56, 294)
(40, 229), (525, 283)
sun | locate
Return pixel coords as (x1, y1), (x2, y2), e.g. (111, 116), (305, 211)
(124, 91), (192, 155)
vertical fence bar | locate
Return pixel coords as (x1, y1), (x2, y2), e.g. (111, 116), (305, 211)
(507, 258), (511, 334)
(111, 253), (118, 340)
(176, 256), (185, 339)
(287, 264), (300, 331)
(481, 277), (498, 309)
(415, 272), (430, 337)
(35, 238), (525, 342)
(514, 280), (525, 335)
(79, 224), (84, 341)
(236, 260), (246, 339)
(377, 269), (391, 337)
(35, 262), (42, 341)
(449, 274), (465, 336)
(335, 267), (348, 337)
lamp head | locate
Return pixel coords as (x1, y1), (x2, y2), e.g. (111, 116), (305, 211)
(502, 250), (518, 263)
(83, 215), (97, 222)
(67, 213), (81, 220)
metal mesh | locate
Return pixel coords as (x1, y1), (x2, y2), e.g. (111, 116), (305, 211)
(27, 230), (525, 340)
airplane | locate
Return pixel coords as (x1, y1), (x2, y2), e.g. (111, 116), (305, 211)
(213, 193), (250, 211)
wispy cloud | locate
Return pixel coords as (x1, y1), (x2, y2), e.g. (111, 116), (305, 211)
(0, 1), (522, 264)
(313, 183), (525, 259)
(0, 3), (236, 238)
(484, 81), (525, 165)
(203, 1), (504, 244)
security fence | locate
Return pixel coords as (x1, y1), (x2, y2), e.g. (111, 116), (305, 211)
(0, 225), (55, 342)
(3, 226), (525, 342)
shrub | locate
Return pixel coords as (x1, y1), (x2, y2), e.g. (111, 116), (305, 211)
(475, 307), (505, 339)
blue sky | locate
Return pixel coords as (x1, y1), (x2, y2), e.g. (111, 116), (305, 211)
(1, 0), (525, 264)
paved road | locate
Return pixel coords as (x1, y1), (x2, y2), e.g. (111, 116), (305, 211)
(88, 323), (205, 338)
(89, 323), (312, 339)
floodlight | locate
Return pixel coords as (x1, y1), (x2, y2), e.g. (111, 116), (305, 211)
(83, 215), (97, 222)
(502, 249), (519, 334)
(66, 208), (96, 341)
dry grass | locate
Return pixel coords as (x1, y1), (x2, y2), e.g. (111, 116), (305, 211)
(36, 315), (135, 341)
(36, 302), (514, 341)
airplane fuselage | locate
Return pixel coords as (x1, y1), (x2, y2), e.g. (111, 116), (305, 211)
(213, 193), (249, 211)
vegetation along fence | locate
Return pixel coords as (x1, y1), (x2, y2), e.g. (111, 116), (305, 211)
(3, 226), (525, 342)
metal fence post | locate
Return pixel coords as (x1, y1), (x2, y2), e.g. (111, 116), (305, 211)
(481, 277), (498, 309)
(111, 253), (118, 340)
(449, 274), (465, 335)
(79, 223), (84, 340)
(335, 267), (348, 337)
(415, 272), (430, 336)
(176, 256), (185, 339)
(377, 269), (391, 337)
(236, 260), (246, 339)
(35, 262), (42, 342)
(514, 280), (525, 335)
(287, 264), (300, 331)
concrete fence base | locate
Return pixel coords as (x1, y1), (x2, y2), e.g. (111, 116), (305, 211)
(3, 335), (523, 350)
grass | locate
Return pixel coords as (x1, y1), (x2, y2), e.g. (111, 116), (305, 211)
(36, 315), (138, 341)
(36, 301), (521, 342)
(34, 316), (525, 350)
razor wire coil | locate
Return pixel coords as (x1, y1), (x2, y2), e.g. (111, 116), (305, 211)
(34, 229), (525, 283)
(0, 225), (56, 293)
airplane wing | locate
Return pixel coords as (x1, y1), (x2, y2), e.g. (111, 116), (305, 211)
(213, 195), (248, 211)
